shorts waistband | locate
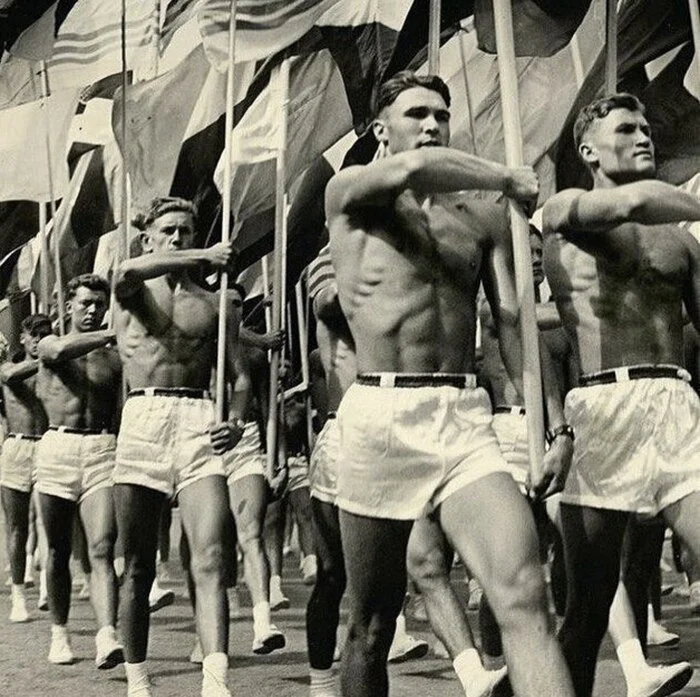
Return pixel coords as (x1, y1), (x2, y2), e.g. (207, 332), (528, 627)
(49, 425), (112, 436)
(494, 405), (526, 416)
(7, 433), (42, 441)
(129, 387), (211, 400)
(578, 365), (691, 388)
(356, 373), (477, 389)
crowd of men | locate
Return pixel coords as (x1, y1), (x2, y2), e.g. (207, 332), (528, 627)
(1, 70), (700, 697)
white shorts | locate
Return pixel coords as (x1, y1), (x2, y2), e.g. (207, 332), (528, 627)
(224, 421), (266, 486)
(336, 374), (510, 520)
(0, 434), (41, 493)
(309, 416), (339, 504)
(35, 428), (115, 503)
(563, 371), (700, 514)
(288, 454), (310, 493)
(491, 408), (529, 493)
(114, 391), (225, 497)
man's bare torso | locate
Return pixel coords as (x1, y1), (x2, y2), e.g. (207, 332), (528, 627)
(315, 322), (356, 411)
(545, 221), (692, 373)
(1, 368), (47, 435)
(116, 276), (218, 389)
(330, 191), (503, 374)
(37, 346), (121, 430)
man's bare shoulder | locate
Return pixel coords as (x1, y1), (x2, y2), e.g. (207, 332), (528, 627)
(542, 188), (588, 234)
(325, 165), (366, 218)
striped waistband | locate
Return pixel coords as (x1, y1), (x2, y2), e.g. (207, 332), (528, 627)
(7, 433), (42, 442)
(494, 405), (526, 416)
(579, 365), (691, 388)
(356, 373), (477, 389)
(129, 387), (211, 400)
(49, 425), (112, 436)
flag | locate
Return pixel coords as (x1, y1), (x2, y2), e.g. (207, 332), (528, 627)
(685, 51), (700, 103)
(0, 87), (80, 202)
(554, 0), (695, 191)
(474, 0), (593, 58)
(0, 0), (62, 58)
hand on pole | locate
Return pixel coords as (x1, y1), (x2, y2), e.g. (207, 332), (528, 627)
(206, 240), (238, 270)
(259, 328), (286, 351)
(268, 463), (288, 500)
(209, 420), (245, 455)
(529, 434), (573, 501)
(504, 166), (539, 216)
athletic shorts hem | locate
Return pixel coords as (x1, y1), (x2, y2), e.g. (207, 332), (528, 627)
(310, 487), (336, 505)
(227, 468), (266, 488)
(112, 471), (172, 497)
(0, 480), (31, 494)
(559, 493), (651, 513)
(659, 479), (700, 513)
(35, 483), (78, 503)
(77, 479), (113, 504)
(335, 496), (419, 521)
(433, 464), (512, 509)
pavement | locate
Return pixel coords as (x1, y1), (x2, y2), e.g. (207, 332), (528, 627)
(0, 517), (698, 697)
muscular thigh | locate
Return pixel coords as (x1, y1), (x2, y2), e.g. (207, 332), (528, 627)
(228, 475), (268, 539)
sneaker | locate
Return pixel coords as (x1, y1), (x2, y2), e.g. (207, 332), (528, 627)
(387, 634), (429, 663)
(476, 666), (509, 697)
(48, 631), (74, 665)
(628, 662), (694, 697)
(190, 638), (203, 664)
(252, 626), (286, 655)
(270, 584), (290, 611)
(38, 570), (48, 611)
(647, 621), (680, 647)
(689, 581), (700, 615)
(95, 627), (124, 670)
(149, 584), (175, 613)
(38, 595), (49, 612)
(10, 595), (30, 623)
(467, 579), (483, 611)
(301, 555), (318, 586)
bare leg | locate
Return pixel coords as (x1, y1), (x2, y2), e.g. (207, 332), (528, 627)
(663, 490), (700, 610)
(1, 487), (31, 585)
(559, 503), (629, 697)
(114, 484), (164, 663)
(338, 510), (412, 697)
(439, 473), (575, 697)
(289, 486), (316, 559)
(178, 476), (230, 658)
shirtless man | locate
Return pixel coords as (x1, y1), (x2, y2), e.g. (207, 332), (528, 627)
(34, 274), (123, 670)
(112, 196), (243, 697)
(543, 92), (700, 697)
(0, 314), (51, 623)
(326, 70), (574, 697)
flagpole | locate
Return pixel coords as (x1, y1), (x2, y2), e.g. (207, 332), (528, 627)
(38, 203), (50, 315)
(120, 0), (129, 263)
(261, 255), (272, 332)
(39, 61), (65, 335)
(428, 0), (441, 74)
(215, 0), (239, 423)
(295, 280), (309, 390)
(570, 33), (585, 89)
(492, 0), (545, 482)
(689, 0), (700, 89)
(604, 0), (617, 93)
(266, 58), (291, 481)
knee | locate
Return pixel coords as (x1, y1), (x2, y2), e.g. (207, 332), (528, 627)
(487, 561), (548, 623)
(89, 535), (115, 564)
(348, 612), (396, 655)
(407, 543), (448, 590)
(237, 521), (263, 549)
(189, 540), (225, 579)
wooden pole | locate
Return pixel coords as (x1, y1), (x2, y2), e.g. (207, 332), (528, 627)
(215, 0), (238, 422)
(39, 61), (65, 334)
(120, 0), (129, 263)
(261, 255), (272, 332)
(38, 203), (50, 315)
(570, 33), (585, 89)
(492, 0), (545, 481)
(604, 0), (617, 93)
(266, 58), (291, 480)
(428, 0), (441, 75)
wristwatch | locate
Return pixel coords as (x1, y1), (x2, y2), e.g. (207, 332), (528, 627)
(546, 424), (575, 446)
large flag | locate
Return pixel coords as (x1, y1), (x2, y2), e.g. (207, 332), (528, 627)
(0, 0), (63, 58)
(0, 87), (80, 202)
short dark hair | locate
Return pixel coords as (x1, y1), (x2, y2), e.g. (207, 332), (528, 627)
(65, 273), (110, 301)
(573, 93), (646, 152)
(132, 196), (198, 231)
(21, 313), (53, 337)
(375, 70), (451, 118)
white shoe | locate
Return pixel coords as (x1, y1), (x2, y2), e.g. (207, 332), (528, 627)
(95, 626), (124, 670)
(10, 594), (30, 623)
(388, 634), (429, 663)
(149, 583), (175, 613)
(472, 666), (509, 697)
(627, 662), (694, 697)
(190, 638), (203, 664)
(252, 625), (286, 654)
(48, 631), (74, 664)
(647, 620), (680, 647)
(270, 583), (290, 611)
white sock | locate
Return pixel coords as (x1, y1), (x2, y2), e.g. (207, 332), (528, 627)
(453, 648), (488, 697)
(11, 583), (25, 601)
(270, 575), (283, 592)
(125, 661), (150, 694)
(253, 601), (271, 636)
(394, 612), (408, 640)
(310, 667), (336, 696)
(647, 603), (659, 627)
(616, 638), (648, 685)
(96, 625), (117, 642)
(202, 652), (228, 686)
(51, 623), (69, 639)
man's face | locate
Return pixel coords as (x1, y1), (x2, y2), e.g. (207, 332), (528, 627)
(67, 286), (108, 332)
(375, 86), (450, 155)
(21, 328), (50, 359)
(582, 108), (655, 181)
(530, 232), (544, 287)
(143, 211), (195, 253)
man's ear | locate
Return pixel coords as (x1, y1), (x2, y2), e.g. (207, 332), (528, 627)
(372, 118), (387, 147)
(579, 141), (598, 169)
(140, 230), (153, 253)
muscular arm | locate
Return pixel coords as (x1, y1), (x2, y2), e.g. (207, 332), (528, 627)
(543, 182), (700, 237)
(37, 330), (115, 365)
(0, 359), (39, 384)
(326, 149), (536, 215)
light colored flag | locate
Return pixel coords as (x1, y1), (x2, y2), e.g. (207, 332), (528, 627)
(0, 88), (80, 202)
(684, 53), (700, 102)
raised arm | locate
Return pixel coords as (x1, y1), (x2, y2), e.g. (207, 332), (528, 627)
(0, 358), (39, 384)
(38, 330), (115, 365)
(114, 241), (235, 301)
(543, 181), (700, 237)
(325, 149), (538, 217)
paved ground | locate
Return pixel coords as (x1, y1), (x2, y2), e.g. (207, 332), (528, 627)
(0, 515), (698, 697)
